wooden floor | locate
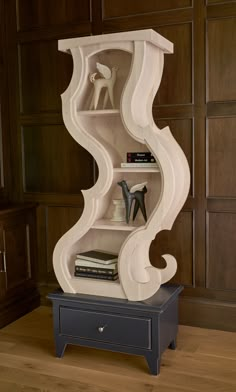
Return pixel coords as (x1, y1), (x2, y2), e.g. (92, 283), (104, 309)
(0, 306), (235, 392)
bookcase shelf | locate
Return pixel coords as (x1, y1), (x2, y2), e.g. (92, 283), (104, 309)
(113, 167), (160, 173)
(72, 276), (120, 284)
(53, 29), (190, 302)
(70, 276), (123, 297)
(78, 109), (120, 117)
(92, 219), (143, 231)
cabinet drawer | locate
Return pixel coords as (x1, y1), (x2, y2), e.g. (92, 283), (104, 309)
(60, 306), (151, 349)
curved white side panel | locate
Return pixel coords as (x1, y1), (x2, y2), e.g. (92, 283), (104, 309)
(53, 47), (125, 298)
(120, 41), (190, 300)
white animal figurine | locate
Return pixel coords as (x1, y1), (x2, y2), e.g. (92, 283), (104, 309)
(89, 63), (118, 110)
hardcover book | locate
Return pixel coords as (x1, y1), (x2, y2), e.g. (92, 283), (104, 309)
(75, 259), (117, 269)
(127, 152), (153, 158)
(76, 249), (118, 265)
(127, 157), (156, 163)
(75, 265), (118, 275)
(74, 271), (118, 281)
(121, 162), (158, 168)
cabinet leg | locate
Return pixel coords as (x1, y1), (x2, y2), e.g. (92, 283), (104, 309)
(145, 354), (160, 375)
(169, 338), (177, 350)
(55, 339), (67, 358)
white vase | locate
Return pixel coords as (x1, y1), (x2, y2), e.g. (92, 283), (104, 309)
(111, 199), (126, 222)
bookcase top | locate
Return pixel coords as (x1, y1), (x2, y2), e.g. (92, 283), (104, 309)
(58, 29), (173, 54)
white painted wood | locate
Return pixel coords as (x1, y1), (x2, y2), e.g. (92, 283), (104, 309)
(113, 168), (160, 173)
(58, 29), (173, 54)
(53, 29), (190, 301)
(92, 219), (142, 231)
(78, 109), (120, 116)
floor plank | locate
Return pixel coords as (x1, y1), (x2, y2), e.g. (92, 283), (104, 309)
(0, 306), (235, 392)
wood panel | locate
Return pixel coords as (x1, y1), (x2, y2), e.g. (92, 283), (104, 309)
(102, 0), (192, 19)
(103, 8), (193, 34)
(207, 118), (236, 198)
(0, 0), (10, 199)
(180, 296), (236, 331)
(207, 1), (236, 18)
(19, 41), (73, 113)
(155, 23), (193, 105)
(0, 94), (5, 191)
(207, 0), (236, 4)
(4, 220), (30, 290)
(22, 125), (94, 194)
(207, 212), (236, 290)
(207, 17), (236, 102)
(46, 206), (83, 279)
(35, 205), (47, 283)
(153, 104), (193, 119)
(150, 211), (194, 287)
(207, 101), (236, 117)
(17, 0), (91, 31)
(193, 0), (207, 288)
(0, 205), (40, 328)
(0, 0), (5, 192)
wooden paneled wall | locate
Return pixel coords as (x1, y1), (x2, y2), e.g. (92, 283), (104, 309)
(2, 0), (236, 331)
(0, 0), (11, 201)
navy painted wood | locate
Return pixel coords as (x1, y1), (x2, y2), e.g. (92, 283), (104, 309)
(48, 284), (183, 375)
(60, 307), (151, 349)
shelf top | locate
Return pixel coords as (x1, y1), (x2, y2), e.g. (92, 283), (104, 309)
(92, 219), (144, 231)
(114, 167), (160, 173)
(59, 29), (173, 54)
(78, 109), (120, 117)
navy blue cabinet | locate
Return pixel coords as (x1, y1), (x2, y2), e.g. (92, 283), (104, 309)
(48, 284), (182, 375)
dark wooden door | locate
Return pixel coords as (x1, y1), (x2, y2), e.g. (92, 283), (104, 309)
(3, 216), (30, 294)
(0, 226), (6, 299)
(0, 205), (39, 327)
(0, 208), (35, 299)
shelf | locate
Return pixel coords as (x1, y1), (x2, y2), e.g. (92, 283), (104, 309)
(78, 109), (120, 117)
(53, 29), (190, 302)
(71, 276), (121, 285)
(114, 167), (160, 173)
(92, 219), (144, 231)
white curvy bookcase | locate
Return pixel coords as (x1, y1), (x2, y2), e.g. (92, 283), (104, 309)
(53, 29), (190, 301)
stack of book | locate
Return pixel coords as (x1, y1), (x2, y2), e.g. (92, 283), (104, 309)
(74, 250), (118, 281)
(121, 152), (158, 168)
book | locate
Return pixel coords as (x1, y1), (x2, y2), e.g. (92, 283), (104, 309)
(75, 265), (118, 275)
(74, 271), (118, 281)
(76, 249), (118, 265)
(121, 162), (158, 168)
(127, 152), (153, 158)
(75, 259), (117, 269)
(127, 157), (156, 163)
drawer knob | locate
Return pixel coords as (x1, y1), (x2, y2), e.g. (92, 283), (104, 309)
(97, 325), (106, 333)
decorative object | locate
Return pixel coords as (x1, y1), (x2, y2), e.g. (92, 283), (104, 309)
(118, 180), (147, 223)
(52, 29), (190, 302)
(110, 199), (126, 222)
(89, 62), (118, 110)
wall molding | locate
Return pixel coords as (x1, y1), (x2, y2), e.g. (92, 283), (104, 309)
(179, 295), (236, 332)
